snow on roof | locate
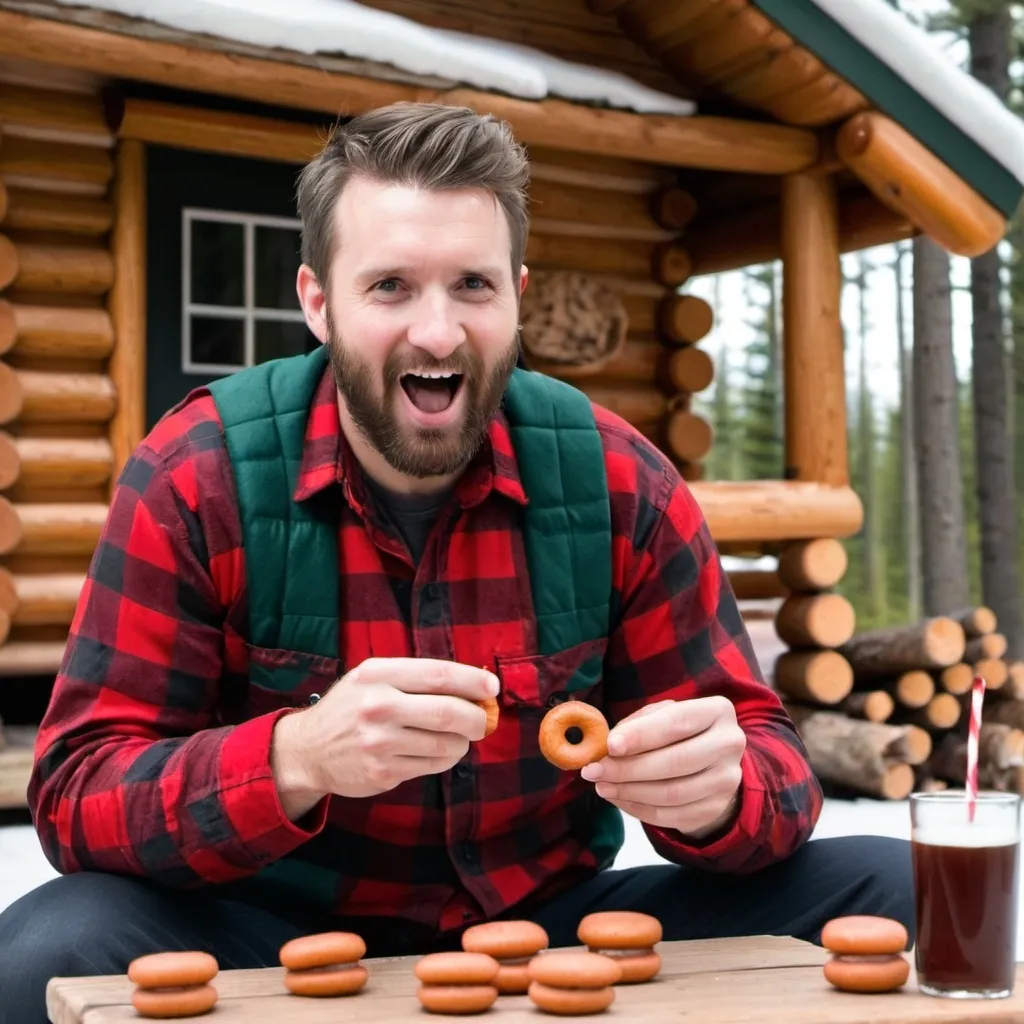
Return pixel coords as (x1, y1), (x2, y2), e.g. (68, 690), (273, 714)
(45, 0), (697, 116)
(812, 0), (1024, 185)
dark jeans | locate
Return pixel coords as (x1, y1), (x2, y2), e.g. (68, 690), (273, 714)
(0, 835), (913, 1023)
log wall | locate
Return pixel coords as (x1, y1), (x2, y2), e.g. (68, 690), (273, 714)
(520, 146), (716, 481)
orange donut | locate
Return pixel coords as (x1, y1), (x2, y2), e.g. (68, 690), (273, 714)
(127, 951), (219, 1019)
(527, 950), (621, 1015)
(279, 931), (369, 997)
(577, 911), (663, 983)
(461, 920), (549, 993)
(415, 951), (500, 1014)
(539, 700), (609, 770)
(821, 915), (910, 994)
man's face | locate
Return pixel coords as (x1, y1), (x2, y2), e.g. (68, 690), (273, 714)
(314, 176), (525, 481)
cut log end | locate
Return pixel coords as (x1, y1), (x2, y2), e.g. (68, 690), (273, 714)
(894, 669), (934, 709)
(650, 186), (697, 230)
(881, 763), (915, 800)
(658, 294), (714, 345)
(939, 662), (974, 695)
(773, 649), (853, 704)
(776, 537), (848, 591)
(775, 592), (856, 649)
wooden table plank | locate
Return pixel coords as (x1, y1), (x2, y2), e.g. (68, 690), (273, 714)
(46, 935), (1024, 1023)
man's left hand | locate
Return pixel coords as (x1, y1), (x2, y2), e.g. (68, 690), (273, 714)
(580, 697), (746, 840)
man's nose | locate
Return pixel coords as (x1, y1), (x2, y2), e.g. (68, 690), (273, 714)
(406, 296), (466, 361)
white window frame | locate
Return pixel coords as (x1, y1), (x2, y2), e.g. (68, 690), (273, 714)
(181, 207), (308, 375)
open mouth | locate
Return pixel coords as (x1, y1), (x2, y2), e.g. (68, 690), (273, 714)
(400, 370), (464, 415)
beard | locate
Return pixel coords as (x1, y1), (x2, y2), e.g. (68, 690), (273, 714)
(325, 312), (521, 479)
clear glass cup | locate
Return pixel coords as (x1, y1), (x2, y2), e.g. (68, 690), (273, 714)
(910, 790), (1021, 999)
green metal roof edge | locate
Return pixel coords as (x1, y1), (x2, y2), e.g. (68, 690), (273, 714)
(750, 0), (1022, 220)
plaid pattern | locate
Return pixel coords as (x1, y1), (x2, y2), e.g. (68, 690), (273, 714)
(29, 362), (823, 935)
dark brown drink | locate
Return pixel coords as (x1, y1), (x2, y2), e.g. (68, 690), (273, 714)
(912, 832), (1019, 996)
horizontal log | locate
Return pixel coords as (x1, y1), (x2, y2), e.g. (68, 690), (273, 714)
(650, 187), (698, 230)
(666, 345), (714, 392)
(838, 617), (966, 680)
(774, 592), (856, 649)
(688, 189), (914, 276)
(665, 409), (713, 463)
(0, 12), (818, 174)
(653, 242), (692, 286)
(0, 369), (118, 424)
(776, 538), (848, 591)
(931, 726), (1024, 789)
(0, 83), (113, 144)
(0, 135), (114, 190)
(11, 571), (84, 626)
(625, 0), (746, 58)
(0, 236), (114, 294)
(1, 188), (113, 236)
(717, 40), (826, 108)
(784, 704), (917, 799)
(0, 434), (114, 490)
(525, 232), (655, 278)
(728, 569), (788, 602)
(0, 639), (66, 676)
(528, 178), (670, 235)
(0, 726), (33, 808)
(966, 632), (1008, 662)
(948, 605), (998, 637)
(836, 112), (1006, 257)
(0, 500), (107, 556)
(842, 690), (894, 723)
(938, 662), (974, 695)
(0, 301), (114, 358)
(689, 480), (863, 542)
(772, 649), (853, 704)
(575, 383), (668, 425)
(659, 294), (714, 345)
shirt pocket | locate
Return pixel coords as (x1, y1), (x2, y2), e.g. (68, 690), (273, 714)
(496, 637), (609, 712)
(242, 644), (343, 719)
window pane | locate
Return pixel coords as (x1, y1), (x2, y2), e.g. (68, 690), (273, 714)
(189, 315), (245, 368)
(255, 226), (302, 310)
(255, 319), (315, 364)
(190, 219), (244, 306)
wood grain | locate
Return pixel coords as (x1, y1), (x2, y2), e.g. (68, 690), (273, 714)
(45, 935), (1024, 1023)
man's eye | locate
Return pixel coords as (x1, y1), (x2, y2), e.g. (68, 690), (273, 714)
(375, 279), (400, 293)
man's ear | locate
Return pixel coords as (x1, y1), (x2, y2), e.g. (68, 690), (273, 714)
(296, 264), (329, 344)
(519, 263), (529, 298)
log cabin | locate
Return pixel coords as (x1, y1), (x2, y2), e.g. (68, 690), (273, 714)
(0, 0), (1022, 808)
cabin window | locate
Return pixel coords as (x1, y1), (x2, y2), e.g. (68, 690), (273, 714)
(182, 208), (309, 374)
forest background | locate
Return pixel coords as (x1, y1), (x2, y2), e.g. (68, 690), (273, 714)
(687, 0), (1024, 659)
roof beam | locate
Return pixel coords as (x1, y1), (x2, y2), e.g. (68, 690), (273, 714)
(0, 9), (818, 174)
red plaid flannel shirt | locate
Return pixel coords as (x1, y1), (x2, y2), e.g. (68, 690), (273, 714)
(29, 363), (822, 934)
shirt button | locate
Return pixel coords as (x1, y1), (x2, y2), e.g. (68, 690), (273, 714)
(308, 693), (321, 705)
(461, 842), (477, 865)
(547, 693), (565, 708)
(455, 762), (472, 779)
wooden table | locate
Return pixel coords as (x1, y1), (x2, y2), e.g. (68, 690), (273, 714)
(46, 934), (1024, 1023)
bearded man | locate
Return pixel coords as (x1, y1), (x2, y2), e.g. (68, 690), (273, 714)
(0, 102), (914, 1024)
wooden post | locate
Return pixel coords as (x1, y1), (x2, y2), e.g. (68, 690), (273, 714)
(107, 139), (146, 493)
(780, 171), (848, 487)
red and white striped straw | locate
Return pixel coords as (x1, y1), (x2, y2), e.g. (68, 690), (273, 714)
(966, 674), (986, 823)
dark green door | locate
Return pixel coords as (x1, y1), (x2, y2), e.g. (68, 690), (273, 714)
(145, 144), (320, 430)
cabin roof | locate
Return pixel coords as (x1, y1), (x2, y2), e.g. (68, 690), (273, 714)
(7, 0), (1024, 218)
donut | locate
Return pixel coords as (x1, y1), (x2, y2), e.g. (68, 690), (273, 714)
(527, 950), (622, 1015)
(576, 910), (663, 983)
(539, 700), (609, 770)
(475, 696), (500, 737)
(414, 950), (500, 1014)
(821, 915), (910, 994)
(127, 951), (218, 1019)
(461, 920), (549, 993)
(279, 931), (368, 997)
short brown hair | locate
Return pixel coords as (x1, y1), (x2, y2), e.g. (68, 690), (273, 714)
(296, 102), (531, 291)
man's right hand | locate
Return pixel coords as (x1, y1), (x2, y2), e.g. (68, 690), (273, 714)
(270, 658), (499, 821)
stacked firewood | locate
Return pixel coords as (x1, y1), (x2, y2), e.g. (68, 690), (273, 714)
(772, 603), (1024, 800)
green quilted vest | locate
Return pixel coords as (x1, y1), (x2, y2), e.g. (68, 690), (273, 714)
(207, 344), (624, 880)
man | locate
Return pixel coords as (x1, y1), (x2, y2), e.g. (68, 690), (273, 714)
(0, 102), (913, 1022)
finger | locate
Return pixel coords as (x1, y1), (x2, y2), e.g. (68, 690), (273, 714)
(351, 657), (499, 699)
(397, 726), (474, 761)
(594, 760), (740, 807)
(614, 700), (675, 727)
(607, 792), (728, 833)
(590, 728), (724, 784)
(607, 696), (732, 757)
(394, 692), (490, 740)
